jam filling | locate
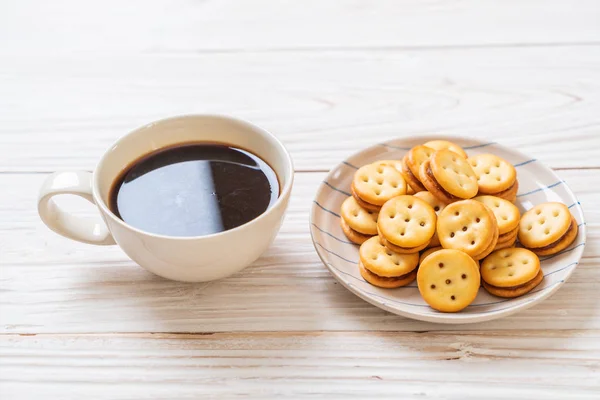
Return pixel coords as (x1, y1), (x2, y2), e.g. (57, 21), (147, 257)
(361, 263), (415, 281)
(532, 219), (574, 251)
(485, 270), (542, 291)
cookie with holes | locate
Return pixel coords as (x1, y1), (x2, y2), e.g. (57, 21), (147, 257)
(414, 191), (448, 248)
(419, 149), (479, 203)
(423, 140), (468, 159)
(481, 248), (543, 298)
(518, 202), (578, 256)
(417, 249), (480, 312)
(468, 154), (518, 200)
(474, 195), (520, 249)
(437, 199), (499, 260)
(351, 163), (407, 212)
(340, 196), (379, 245)
(377, 195), (437, 253)
(373, 160), (416, 194)
(358, 236), (420, 288)
(401, 145), (434, 193)
(419, 246), (443, 265)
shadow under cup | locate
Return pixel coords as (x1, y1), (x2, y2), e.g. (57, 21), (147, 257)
(93, 115), (294, 282)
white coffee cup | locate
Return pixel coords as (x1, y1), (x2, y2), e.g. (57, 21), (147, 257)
(38, 115), (294, 282)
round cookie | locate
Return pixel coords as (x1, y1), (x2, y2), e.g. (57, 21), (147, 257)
(518, 202), (573, 248)
(401, 156), (426, 193)
(481, 248), (543, 298)
(406, 145), (435, 182)
(437, 199), (498, 259)
(377, 195), (437, 250)
(481, 248), (540, 287)
(468, 154), (516, 195)
(417, 249), (481, 312)
(352, 163), (407, 207)
(359, 262), (418, 289)
(420, 150), (478, 203)
(341, 218), (372, 245)
(419, 246), (443, 265)
(414, 191), (448, 247)
(359, 236), (420, 277)
(530, 215), (578, 257)
(473, 195), (520, 235)
(423, 140), (468, 159)
(340, 196), (379, 235)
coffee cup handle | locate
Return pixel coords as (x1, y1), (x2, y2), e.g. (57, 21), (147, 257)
(38, 171), (116, 245)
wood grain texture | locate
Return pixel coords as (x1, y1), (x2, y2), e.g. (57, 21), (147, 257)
(2, 0), (600, 397)
(1, 0), (599, 55)
(1, 46), (600, 171)
(1, 170), (597, 333)
(1, 331), (600, 399)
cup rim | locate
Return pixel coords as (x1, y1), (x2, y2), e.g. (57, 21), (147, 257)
(92, 114), (294, 241)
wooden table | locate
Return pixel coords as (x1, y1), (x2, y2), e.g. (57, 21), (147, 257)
(1, 1), (599, 398)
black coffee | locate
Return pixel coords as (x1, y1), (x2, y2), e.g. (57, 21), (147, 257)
(109, 143), (279, 237)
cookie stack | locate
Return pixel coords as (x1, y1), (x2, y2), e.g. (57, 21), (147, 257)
(474, 195), (520, 250)
(339, 139), (579, 313)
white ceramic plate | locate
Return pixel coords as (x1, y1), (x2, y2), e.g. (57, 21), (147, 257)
(310, 137), (586, 324)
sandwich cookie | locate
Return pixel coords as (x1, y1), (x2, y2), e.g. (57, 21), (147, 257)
(518, 202), (578, 256)
(437, 199), (499, 260)
(358, 236), (420, 288)
(413, 191), (448, 248)
(420, 149), (479, 203)
(423, 140), (468, 159)
(468, 154), (518, 202)
(340, 196), (379, 245)
(377, 195), (437, 254)
(474, 195), (520, 250)
(373, 160), (416, 193)
(351, 163), (407, 212)
(401, 145), (434, 193)
(417, 249), (480, 312)
(481, 248), (543, 298)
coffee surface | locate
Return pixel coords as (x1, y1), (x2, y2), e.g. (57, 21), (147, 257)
(109, 143), (279, 237)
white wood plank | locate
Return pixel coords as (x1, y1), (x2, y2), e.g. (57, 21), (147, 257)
(1, 331), (599, 399)
(1, 0), (598, 55)
(1, 46), (599, 171)
(0, 170), (597, 333)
